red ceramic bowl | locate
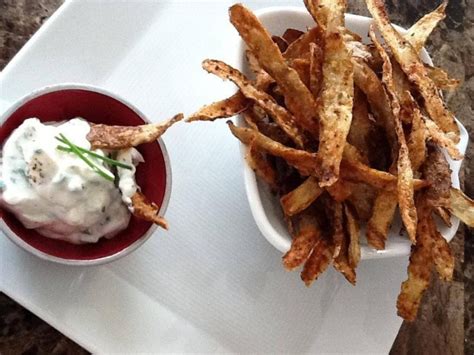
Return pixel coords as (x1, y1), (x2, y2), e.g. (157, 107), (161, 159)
(0, 84), (171, 265)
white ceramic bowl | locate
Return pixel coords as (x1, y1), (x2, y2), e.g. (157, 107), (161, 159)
(237, 7), (469, 259)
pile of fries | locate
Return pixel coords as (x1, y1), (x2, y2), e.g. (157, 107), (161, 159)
(188, 0), (473, 321)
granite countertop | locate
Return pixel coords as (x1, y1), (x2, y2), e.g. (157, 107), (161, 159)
(0, 0), (472, 354)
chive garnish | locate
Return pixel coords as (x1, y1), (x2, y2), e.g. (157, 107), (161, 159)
(55, 134), (118, 182)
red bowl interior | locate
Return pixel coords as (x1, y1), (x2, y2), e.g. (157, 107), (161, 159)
(0, 88), (167, 262)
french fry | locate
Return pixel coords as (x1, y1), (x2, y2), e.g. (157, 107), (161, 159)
(283, 214), (321, 270)
(365, 0), (460, 139)
(130, 192), (168, 229)
(370, 25), (417, 244)
(317, 29), (354, 186)
(245, 50), (274, 90)
(434, 206), (452, 227)
(334, 226), (357, 285)
(407, 105), (427, 172)
(282, 28), (305, 44)
(345, 203), (361, 268)
(347, 88), (373, 159)
(428, 215), (454, 281)
(280, 176), (323, 216)
(326, 179), (353, 202)
(283, 26), (323, 60)
(347, 182), (376, 221)
(88, 114), (183, 149)
(397, 198), (433, 321)
(404, 1), (447, 53)
(304, 0), (346, 29)
(422, 147), (452, 209)
(426, 66), (460, 91)
(229, 4), (320, 136)
(203, 59), (306, 148)
(449, 188), (474, 227)
(423, 117), (463, 160)
(301, 237), (333, 286)
(309, 42), (324, 98)
(366, 190), (398, 250)
(187, 92), (249, 122)
(246, 142), (278, 190)
(288, 58), (311, 89)
(329, 200), (344, 258)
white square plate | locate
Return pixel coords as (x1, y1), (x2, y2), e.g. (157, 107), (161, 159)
(0, 1), (458, 353)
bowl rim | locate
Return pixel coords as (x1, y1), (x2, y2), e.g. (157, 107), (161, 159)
(0, 83), (172, 266)
(237, 7), (469, 258)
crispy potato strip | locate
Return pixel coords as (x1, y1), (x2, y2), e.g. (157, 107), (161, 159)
(187, 92), (248, 122)
(370, 26), (417, 243)
(334, 225), (357, 285)
(131, 192), (168, 229)
(203, 59), (306, 147)
(88, 114), (183, 150)
(304, 0), (346, 29)
(301, 237), (333, 286)
(397, 199), (433, 321)
(329, 200), (344, 258)
(282, 28), (304, 44)
(366, 190), (397, 250)
(347, 88), (373, 159)
(246, 142), (278, 190)
(289, 58), (311, 89)
(434, 206), (452, 227)
(245, 50), (274, 90)
(366, 0), (459, 139)
(422, 147), (452, 208)
(347, 182), (376, 221)
(227, 122), (318, 176)
(428, 215), (454, 281)
(283, 214), (321, 270)
(283, 26), (323, 60)
(423, 117), (463, 160)
(426, 66), (460, 91)
(449, 188), (474, 227)
(280, 176), (323, 216)
(407, 106), (427, 172)
(309, 42), (324, 98)
(317, 30), (354, 186)
(326, 178), (353, 202)
(404, 1), (447, 53)
(345, 203), (361, 268)
(229, 4), (319, 136)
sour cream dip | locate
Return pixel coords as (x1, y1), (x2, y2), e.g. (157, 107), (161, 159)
(0, 118), (140, 244)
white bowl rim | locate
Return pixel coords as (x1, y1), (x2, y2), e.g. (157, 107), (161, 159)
(0, 83), (172, 266)
(238, 7), (469, 258)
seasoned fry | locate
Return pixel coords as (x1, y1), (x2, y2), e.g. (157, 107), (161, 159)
(304, 0), (346, 29)
(326, 179), (353, 202)
(309, 42), (324, 98)
(289, 58), (311, 89)
(283, 214), (321, 270)
(449, 188), (474, 227)
(283, 26), (323, 60)
(229, 4), (319, 136)
(282, 28), (304, 44)
(366, 0), (460, 139)
(203, 59), (306, 148)
(280, 176), (323, 216)
(245, 50), (274, 90)
(347, 88), (373, 159)
(246, 142), (278, 190)
(329, 200), (344, 258)
(317, 30), (354, 186)
(422, 147), (452, 208)
(187, 92), (248, 122)
(370, 25), (417, 243)
(366, 190), (398, 250)
(397, 199), (433, 321)
(272, 35), (289, 52)
(404, 1), (447, 53)
(334, 227), (357, 285)
(428, 215), (454, 281)
(407, 106), (427, 172)
(426, 66), (460, 91)
(301, 237), (333, 286)
(347, 182), (376, 221)
(130, 192), (168, 229)
(88, 114), (183, 149)
(345, 203), (361, 268)
(423, 117), (463, 160)
(227, 122), (318, 176)
(434, 206), (452, 227)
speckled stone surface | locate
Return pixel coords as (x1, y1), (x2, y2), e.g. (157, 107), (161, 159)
(0, 0), (472, 354)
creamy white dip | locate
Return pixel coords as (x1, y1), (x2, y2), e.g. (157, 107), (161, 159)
(0, 118), (140, 244)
